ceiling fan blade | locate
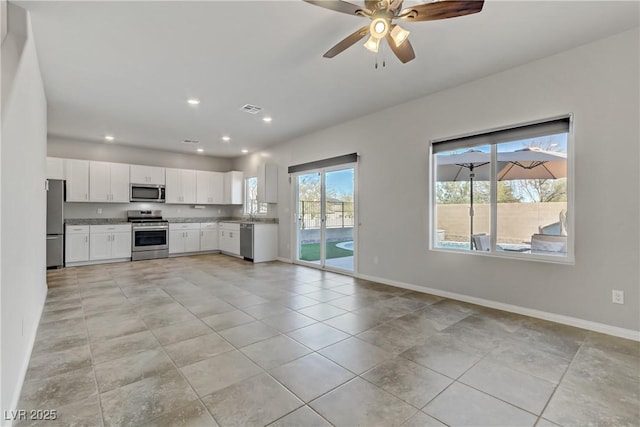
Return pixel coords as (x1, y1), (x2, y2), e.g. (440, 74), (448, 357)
(365, 0), (378, 11)
(303, 0), (368, 16)
(399, 0), (484, 22)
(385, 33), (416, 63)
(323, 26), (370, 58)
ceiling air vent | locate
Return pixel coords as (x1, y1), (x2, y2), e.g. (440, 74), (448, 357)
(240, 104), (263, 114)
(181, 139), (199, 145)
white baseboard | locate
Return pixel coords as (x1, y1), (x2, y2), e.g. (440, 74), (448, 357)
(357, 273), (640, 342)
(276, 257), (293, 263)
(7, 282), (47, 426)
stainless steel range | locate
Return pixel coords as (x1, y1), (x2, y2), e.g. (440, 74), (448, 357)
(128, 210), (169, 261)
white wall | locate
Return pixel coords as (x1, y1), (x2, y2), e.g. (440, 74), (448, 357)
(0, 3), (48, 417)
(48, 136), (233, 172)
(234, 28), (640, 334)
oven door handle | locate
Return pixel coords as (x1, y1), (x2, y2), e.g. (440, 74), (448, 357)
(133, 226), (169, 231)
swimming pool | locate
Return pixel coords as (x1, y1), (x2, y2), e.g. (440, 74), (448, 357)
(436, 241), (471, 250)
(436, 241), (531, 252)
(335, 241), (354, 251)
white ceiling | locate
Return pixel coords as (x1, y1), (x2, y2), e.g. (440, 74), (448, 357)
(19, 1), (640, 157)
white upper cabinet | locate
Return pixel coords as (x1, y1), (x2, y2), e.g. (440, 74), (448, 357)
(166, 168), (197, 204)
(65, 159), (90, 202)
(130, 165), (165, 185)
(196, 171), (224, 204)
(89, 161), (130, 203)
(257, 163), (278, 204)
(46, 157), (65, 180)
(223, 171), (243, 205)
(110, 163), (130, 202)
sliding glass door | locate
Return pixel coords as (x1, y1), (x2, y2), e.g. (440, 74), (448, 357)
(294, 165), (356, 274)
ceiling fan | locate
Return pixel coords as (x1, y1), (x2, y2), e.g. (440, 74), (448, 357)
(303, 0), (484, 63)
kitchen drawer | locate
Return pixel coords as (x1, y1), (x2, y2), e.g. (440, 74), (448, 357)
(219, 222), (240, 232)
(66, 225), (90, 234)
(90, 224), (132, 234)
(200, 222), (218, 230)
(169, 223), (201, 231)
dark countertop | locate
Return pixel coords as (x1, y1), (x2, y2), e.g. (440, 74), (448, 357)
(65, 218), (130, 226)
(169, 217), (278, 224)
(65, 217), (279, 226)
(166, 217), (227, 223)
(218, 218), (279, 224)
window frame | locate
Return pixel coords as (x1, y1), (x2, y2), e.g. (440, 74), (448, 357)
(429, 114), (575, 264)
(244, 176), (268, 216)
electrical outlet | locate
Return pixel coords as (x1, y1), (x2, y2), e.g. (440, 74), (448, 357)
(612, 290), (624, 304)
(97, 208), (102, 214)
(373, 256), (379, 265)
(217, 209), (221, 214)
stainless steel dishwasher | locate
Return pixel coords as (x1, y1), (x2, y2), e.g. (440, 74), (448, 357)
(240, 223), (254, 261)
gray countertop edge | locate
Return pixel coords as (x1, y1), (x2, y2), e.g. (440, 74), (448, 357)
(65, 219), (130, 226)
(65, 217), (278, 225)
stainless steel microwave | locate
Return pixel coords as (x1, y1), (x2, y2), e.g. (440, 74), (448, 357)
(130, 184), (165, 203)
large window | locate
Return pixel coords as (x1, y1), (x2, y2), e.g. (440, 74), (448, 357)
(431, 117), (571, 262)
(244, 177), (267, 215)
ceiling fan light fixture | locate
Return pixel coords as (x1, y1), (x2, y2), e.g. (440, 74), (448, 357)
(363, 35), (380, 53)
(390, 25), (410, 47)
(369, 17), (389, 38)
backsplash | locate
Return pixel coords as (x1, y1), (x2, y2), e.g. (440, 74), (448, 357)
(64, 202), (232, 219)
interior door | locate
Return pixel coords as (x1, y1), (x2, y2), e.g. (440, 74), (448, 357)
(294, 165), (356, 273)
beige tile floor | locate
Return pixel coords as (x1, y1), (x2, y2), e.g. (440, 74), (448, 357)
(15, 254), (639, 426)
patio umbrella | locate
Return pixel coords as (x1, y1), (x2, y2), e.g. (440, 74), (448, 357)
(436, 149), (492, 250)
(498, 147), (567, 180)
(436, 147), (567, 249)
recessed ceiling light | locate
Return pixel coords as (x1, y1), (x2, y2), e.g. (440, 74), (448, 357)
(262, 117), (272, 123)
(222, 136), (231, 142)
(241, 149), (249, 154)
(197, 148), (204, 153)
(187, 98), (200, 105)
(104, 135), (114, 141)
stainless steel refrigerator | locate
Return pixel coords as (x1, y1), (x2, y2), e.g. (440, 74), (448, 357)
(46, 179), (65, 268)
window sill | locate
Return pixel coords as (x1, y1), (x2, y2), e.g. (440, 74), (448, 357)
(429, 246), (575, 265)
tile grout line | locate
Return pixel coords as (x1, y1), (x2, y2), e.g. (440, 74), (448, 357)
(532, 335), (588, 426)
(80, 285), (106, 427)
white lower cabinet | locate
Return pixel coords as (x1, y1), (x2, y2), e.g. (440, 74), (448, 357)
(65, 225), (90, 264)
(252, 224), (278, 263)
(89, 224), (132, 261)
(170, 222), (221, 254)
(169, 223), (201, 254)
(200, 223), (219, 251)
(219, 223), (240, 256)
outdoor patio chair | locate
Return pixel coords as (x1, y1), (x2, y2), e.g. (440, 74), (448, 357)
(472, 234), (491, 251)
(531, 233), (567, 253)
(538, 209), (568, 236)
